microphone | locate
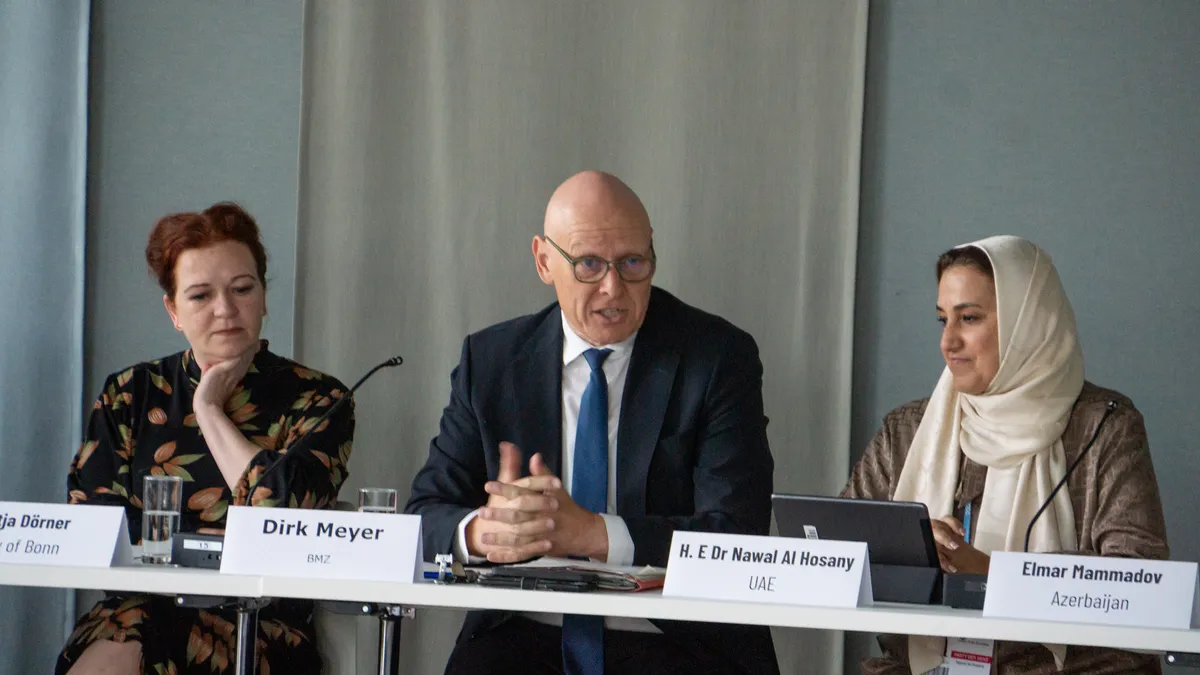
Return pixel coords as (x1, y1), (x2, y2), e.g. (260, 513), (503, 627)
(244, 355), (404, 507)
(1023, 400), (1117, 553)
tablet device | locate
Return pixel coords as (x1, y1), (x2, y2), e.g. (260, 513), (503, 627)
(479, 567), (600, 593)
(771, 493), (938, 568)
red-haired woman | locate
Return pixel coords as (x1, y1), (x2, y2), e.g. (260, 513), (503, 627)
(58, 203), (354, 675)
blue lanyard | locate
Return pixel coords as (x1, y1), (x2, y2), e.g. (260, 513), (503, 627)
(963, 503), (973, 545)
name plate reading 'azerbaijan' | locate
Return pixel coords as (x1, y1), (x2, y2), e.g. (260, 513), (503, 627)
(220, 506), (423, 582)
(984, 552), (1200, 629)
(662, 531), (872, 608)
(0, 501), (131, 567)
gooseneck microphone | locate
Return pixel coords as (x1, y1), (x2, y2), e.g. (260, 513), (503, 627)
(1022, 400), (1117, 553)
(244, 355), (403, 507)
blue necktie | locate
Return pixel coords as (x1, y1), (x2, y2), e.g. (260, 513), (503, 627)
(562, 348), (611, 675)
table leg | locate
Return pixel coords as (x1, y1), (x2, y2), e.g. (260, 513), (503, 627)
(235, 599), (267, 675)
(176, 596), (268, 675)
(377, 605), (414, 675)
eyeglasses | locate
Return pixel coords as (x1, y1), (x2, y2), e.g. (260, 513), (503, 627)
(542, 236), (656, 284)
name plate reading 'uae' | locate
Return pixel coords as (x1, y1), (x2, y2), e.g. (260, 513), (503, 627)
(220, 506), (423, 582)
(984, 552), (1200, 629)
(662, 531), (872, 607)
(0, 501), (131, 567)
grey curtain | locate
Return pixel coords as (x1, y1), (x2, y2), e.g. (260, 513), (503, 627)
(0, 1), (90, 673)
(297, 2), (867, 673)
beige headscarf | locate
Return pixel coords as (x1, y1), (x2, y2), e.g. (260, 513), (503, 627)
(893, 236), (1084, 674)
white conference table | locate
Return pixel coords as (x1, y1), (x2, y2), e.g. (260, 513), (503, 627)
(0, 558), (261, 598)
(5, 561), (1200, 673)
(261, 574), (1200, 656)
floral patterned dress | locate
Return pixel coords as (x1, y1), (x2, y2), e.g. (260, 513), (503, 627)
(56, 342), (354, 675)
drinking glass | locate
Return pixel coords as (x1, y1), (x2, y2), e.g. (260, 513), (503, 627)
(141, 475), (183, 564)
(358, 488), (399, 514)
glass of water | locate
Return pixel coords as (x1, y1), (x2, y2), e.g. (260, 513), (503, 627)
(142, 475), (183, 564)
(358, 487), (398, 514)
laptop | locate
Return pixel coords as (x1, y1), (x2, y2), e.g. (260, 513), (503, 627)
(771, 493), (938, 569)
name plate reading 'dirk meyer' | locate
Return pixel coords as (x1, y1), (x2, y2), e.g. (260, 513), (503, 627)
(662, 531), (872, 607)
(984, 552), (1200, 629)
(220, 506), (423, 582)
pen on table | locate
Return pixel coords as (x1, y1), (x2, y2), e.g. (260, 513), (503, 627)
(963, 503), (972, 545)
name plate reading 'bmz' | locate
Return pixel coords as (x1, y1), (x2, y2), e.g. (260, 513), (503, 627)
(984, 552), (1200, 629)
(662, 531), (872, 608)
(220, 506), (423, 582)
(0, 501), (131, 568)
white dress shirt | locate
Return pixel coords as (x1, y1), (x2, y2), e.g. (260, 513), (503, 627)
(454, 311), (658, 633)
(556, 311), (636, 565)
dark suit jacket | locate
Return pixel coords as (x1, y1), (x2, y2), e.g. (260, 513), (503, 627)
(405, 287), (779, 675)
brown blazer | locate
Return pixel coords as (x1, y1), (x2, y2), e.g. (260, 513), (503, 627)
(843, 381), (1169, 675)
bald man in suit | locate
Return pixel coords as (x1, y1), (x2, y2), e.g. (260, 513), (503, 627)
(406, 171), (779, 675)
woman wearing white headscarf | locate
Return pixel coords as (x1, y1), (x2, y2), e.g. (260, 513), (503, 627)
(843, 236), (1168, 675)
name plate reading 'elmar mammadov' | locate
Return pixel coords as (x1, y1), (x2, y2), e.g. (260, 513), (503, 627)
(662, 531), (872, 607)
(0, 502), (131, 568)
(220, 505), (423, 582)
(984, 552), (1199, 629)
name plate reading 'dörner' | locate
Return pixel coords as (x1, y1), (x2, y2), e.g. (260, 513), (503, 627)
(984, 552), (1200, 629)
(0, 501), (132, 568)
(662, 531), (872, 608)
(220, 506), (423, 582)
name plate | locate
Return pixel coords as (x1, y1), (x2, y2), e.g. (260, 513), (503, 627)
(662, 531), (872, 607)
(0, 501), (131, 567)
(220, 506), (423, 582)
(984, 552), (1200, 629)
